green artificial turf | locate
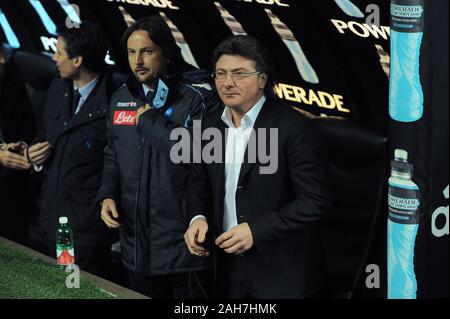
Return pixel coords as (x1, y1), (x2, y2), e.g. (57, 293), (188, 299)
(0, 242), (116, 299)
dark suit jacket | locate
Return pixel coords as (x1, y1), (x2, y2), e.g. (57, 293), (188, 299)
(36, 74), (117, 247)
(187, 98), (330, 298)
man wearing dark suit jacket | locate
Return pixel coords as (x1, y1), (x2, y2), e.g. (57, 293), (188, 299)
(184, 35), (330, 298)
(26, 23), (116, 278)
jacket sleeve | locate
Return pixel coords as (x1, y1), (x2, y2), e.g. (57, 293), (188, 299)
(186, 112), (213, 222)
(31, 79), (56, 145)
(96, 95), (121, 202)
(135, 85), (221, 154)
(248, 118), (330, 252)
(27, 79), (56, 174)
(186, 161), (213, 222)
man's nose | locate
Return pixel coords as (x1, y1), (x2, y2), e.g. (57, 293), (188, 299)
(135, 53), (143, 66)
(223, 73), (236, 86)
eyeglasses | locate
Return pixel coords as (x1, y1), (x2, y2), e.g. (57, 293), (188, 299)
(211, 70), (262, 82)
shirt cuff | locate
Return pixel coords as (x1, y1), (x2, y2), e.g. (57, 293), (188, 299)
(32, 164), (44, 172)
(190, 215), (207, 226)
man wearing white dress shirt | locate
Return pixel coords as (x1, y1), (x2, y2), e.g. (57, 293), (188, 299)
(185, 35), (330, 298)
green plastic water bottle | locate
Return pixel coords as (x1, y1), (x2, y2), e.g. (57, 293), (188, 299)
(56, 217), (75, 268)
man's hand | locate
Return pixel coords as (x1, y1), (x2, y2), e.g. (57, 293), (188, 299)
(184, 218), (210, 257)
(0, 143), (31, 170)
(136, 104), (151, 125)
(100, 198), (121, 229)
(28, 142), (52, 165)
(216, 223), (254, 255)
(7, 142), (28, 156)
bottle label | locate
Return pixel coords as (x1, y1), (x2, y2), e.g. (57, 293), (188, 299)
(388, 183), (420, 224)
(56, 248), (75, 266)
(391, 0), (424, 33)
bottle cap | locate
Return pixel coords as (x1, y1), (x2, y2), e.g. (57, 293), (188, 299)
(394, 149), (408, 162)
(59, 217), (68, 224)
(392, 149), (413, 176)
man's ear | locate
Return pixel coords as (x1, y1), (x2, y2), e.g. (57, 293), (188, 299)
(259, 73), (268, 90)
(73, 56), (83, 69)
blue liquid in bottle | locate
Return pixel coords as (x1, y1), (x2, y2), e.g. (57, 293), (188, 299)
(389, 0), (424, 122)
(387, 149), (420, 299)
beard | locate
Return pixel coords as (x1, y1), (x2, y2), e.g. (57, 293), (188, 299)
(133, 68), (156, 85)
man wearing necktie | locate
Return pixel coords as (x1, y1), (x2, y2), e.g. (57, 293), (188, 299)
(71, 89), (81, 116)
(24, 23), (117, 278)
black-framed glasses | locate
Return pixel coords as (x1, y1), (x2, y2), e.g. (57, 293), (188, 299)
(211, 70), (262, 81)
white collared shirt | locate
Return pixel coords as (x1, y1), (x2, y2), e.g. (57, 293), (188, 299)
(222, 95), (266, 231)
(190, 95), (266, 230)
(73, 75), (99, 114)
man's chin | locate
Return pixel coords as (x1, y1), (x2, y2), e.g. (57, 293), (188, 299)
(134, 73), (154, 84)
(221, 97), (241, 108)
(59, 73), (73, 80)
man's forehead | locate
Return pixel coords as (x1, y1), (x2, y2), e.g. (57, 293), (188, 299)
(56, 36), (67, 51)
(56, 36), (65, 46)
(128, 31), (155, 44)
(216, 54), (256, 68)
(127, 44), (155, 50)
(127, 41), (159, 52)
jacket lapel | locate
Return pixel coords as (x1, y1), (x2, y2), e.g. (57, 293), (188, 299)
(237, 100), (279, 186)
(60, 80), (73, 121)
(206, 107), (227, 228)
(212, 111), (227, 195)
(47, 80), (72, 145)
(66, 76), (107, 130)
(51, 76), (107, 145)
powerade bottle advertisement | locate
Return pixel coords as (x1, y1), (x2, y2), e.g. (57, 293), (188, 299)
(389, 0), (424, 122)
(388, 149), (420, 299)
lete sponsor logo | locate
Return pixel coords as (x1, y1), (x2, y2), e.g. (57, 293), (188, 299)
(114, 111), (136, 126)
